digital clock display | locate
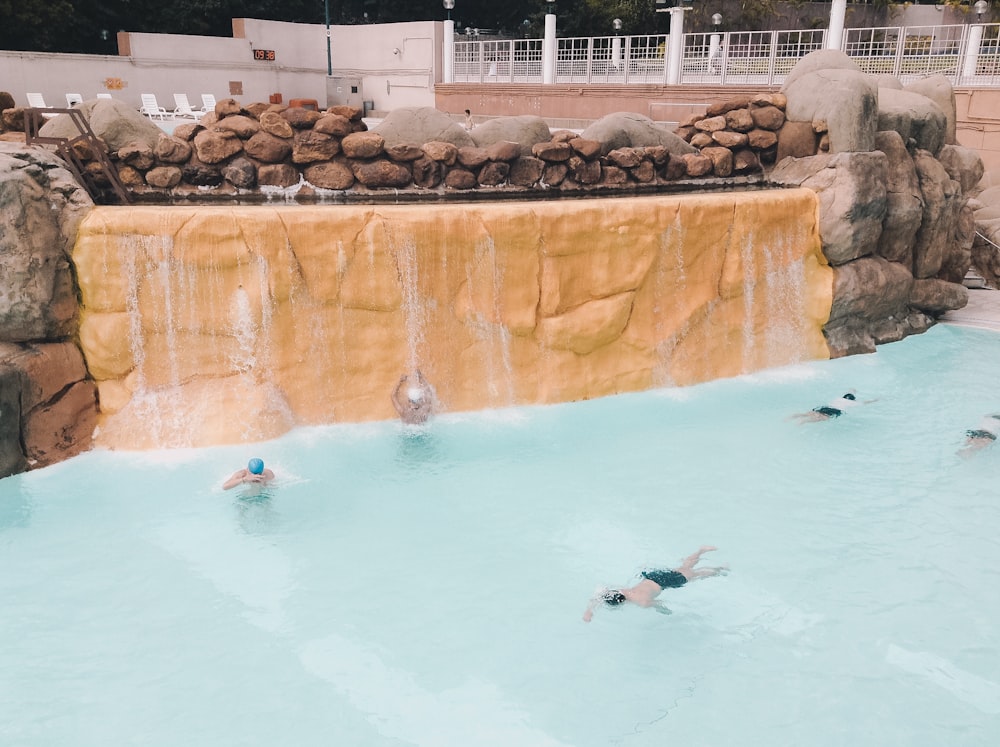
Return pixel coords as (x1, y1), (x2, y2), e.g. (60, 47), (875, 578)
(253, 49), (276, 62)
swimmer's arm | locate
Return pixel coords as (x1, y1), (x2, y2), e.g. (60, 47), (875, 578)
(652, 600), (673, 615)
(222, 470), (247, 490)
(582, 598), (600, 622)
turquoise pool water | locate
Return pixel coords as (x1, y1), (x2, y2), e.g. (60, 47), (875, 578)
(2, 324), (999, 746)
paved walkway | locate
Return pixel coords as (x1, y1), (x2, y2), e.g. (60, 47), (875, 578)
(940, 287), (1000, 331)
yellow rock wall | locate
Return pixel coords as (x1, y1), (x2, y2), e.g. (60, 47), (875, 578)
(73, 190), (832, 449)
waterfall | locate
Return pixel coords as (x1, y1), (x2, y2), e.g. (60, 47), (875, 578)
(73, 192), (832, 449)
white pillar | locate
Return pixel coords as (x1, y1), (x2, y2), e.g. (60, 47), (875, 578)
(666, 8), (686, 85)
(708, 32), (721, 74)
(612, 36), (622, 69)
(443, 19), (455, 83)
(962, 24), (985, 80)
(543, 13), (557, 84)
(827, 0), (847, 50)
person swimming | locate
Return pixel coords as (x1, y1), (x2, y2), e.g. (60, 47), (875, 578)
(959, 413), (1000, 456)
(222, 457), (275, 490)
(391, 370), (436, 425)
(791, 390), (874, 423)
(583, 546), (727, 622)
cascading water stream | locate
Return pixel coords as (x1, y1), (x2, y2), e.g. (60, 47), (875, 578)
(72, 193), (833, 449)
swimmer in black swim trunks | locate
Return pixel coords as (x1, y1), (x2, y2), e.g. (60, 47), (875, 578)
(582, 546), (727, 622)
(958, 413), (1000, 457)
(790, 390), (875, 424)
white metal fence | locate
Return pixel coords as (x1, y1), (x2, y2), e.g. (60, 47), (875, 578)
(452, 22), (1000, 87)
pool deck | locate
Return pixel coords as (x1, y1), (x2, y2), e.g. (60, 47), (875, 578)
(941, 288), (1000, 331)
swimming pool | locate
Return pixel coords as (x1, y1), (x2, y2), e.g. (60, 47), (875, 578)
(2, 324), (998, 746)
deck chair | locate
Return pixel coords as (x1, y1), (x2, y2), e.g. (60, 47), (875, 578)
(25, 92), (57, 118)
(140, 93), (169, 120)
(65, 93), (83, 107)
(201, 93), (217, 112)
(172, 93), (205, 119)
(96, 93), (113, 100)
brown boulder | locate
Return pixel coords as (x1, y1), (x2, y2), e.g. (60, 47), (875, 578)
(154, 134), (192, 164)
(630, 161), (656, 183)
(281, 107), (323, 129)
(531, 141), (572, 162)
(569, 155), (601, 184)
(215, 98), (242, 117)
(486, 141), (521, 162)
(445, 168), (477, 189)
(706, 97), (752, 117)
(172, 122), (203, 141)
(385, 143), (425, 162)
(214, 115), (260, 139)
(304, 160), (355, 190)
(193, 130), (243, 164)
(606, 148), (642, 168)
(314, 114), (353, 137)
(222, 157), (257, 189)
(326, 105), (363, 121)
(116, 165), (145, 187)
(775, 121), (819, 162)
(244, 131), (293, 163)
(569, 137), (602, 160)
(118, 141), (155, 170)
(291, 130), (341, 163)
(340, 131), (384, 159)
(602, 166), (628, 185)
(410, 156), (442, 188)
(712, 130), (748, 149)
(352, 159), (412, 188)
(724, 109), (755, 133)
(694, 116), (727, 132)
(910, 278), (968, 313)
(22, 379), (97, 467)
(422, 141), (459, 165)
(542, 162), (568, 186)
(478, 161), (510, 186)
(702, 146), (733, 177)
(258, 111), (295, 139)
(258, 163), (300, 188)
(747, 129), (778, 150)
(751, 105), (786, 131)
(457, 146), (490, 169)
(145, 166), (183, 188)
(682, 152), (713, 177)
(509, 156), (545, 187)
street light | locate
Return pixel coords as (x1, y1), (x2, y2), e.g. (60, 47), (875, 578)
(443, 0), (454, 21)
(712, 13), (722, 29)
(974, 0), (988, 21)
(613, 18), (623, 34)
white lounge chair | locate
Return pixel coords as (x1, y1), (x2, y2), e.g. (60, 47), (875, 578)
(201, 93), (217, 113)
(96, 93), (113, 100)
(172, 93), (205, 119)
(25, 93), (57, 118)
(139, 93), (169, 120)
(66, 93), (83, 107)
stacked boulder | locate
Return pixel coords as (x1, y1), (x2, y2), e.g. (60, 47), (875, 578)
(674, 93), (788, 177)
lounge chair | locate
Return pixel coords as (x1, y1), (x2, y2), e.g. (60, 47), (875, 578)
(201, 93), (217, 113)
(65, 93), (83, 107)
(172, 93), (205, 120)
(25, 93), (57, 118)
(139, 93), (169, 120)
(96, 93), (113, 100)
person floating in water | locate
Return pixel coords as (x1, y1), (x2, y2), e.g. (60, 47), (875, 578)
(391, 369), (436, 425)
(223, 457), (275, 490)
(958, 413), (1000, 457)
(790, 390), (874, 423)
(582, 546), (727, 622)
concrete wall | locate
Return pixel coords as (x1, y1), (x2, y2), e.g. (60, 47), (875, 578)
(955, 88), (1000, 177)
(0, 19), (439, 112)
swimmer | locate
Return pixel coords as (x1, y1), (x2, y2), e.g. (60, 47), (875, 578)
(223, 457), (275, 490)
(463, 108), (474, 131)
(582, 546), (727, 622)
(790, 390), (874, 423)
(391, 369), (436, 425)
(958, 413), (1000, 457)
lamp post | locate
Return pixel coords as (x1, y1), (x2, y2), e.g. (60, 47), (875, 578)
(543, 0), (558, 84)
(612, 18), (623, 71)
(656, 1), (691, 85)
(709, 13), (722, 75)
(827, 0), (848, 50)
(443, 0), (455, 83)
(974, 0), (988, 21)
(324, 0), (332, 76)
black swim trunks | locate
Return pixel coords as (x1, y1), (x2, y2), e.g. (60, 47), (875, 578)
(812, 406), (843, 418)
(641, 569), (687, 589)
(966, 429), (997, 441)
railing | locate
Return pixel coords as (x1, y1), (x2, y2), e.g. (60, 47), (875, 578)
(451, 22), (1000, 87)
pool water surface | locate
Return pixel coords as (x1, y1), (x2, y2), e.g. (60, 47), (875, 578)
(1, 324), (999, 746)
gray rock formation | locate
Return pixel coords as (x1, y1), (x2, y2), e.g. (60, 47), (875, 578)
(372, 106), (475, 148)
(581, 112), (697, 156)
(470, 114), (553, 156)
(877, 87), (946, 156)
(0, 143), (98, 477)
(38, 97), (164, 151)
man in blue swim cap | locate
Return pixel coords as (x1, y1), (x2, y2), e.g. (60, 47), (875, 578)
(223, 457), (275, 490)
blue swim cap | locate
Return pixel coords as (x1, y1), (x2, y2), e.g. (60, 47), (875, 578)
(248, 458), (265, 475)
